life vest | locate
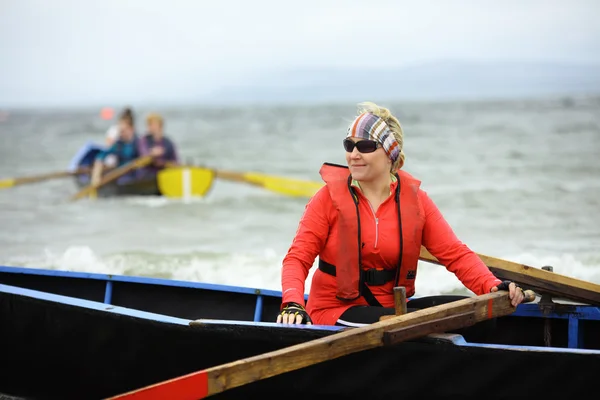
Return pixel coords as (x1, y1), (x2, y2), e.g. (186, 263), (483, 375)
(319, 162), (425, 302)
(113, 136), (141, 165)
(139, 134), (175, 164)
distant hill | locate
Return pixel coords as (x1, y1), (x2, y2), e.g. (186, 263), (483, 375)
(205, 60), (600, 104)
(3, 60), (598, 109)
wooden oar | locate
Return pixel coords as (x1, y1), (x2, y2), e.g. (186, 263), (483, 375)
(215, 169), (323, 198)
(0, 168), (91, 189)
(70, 156), (153, 201)
(419, 246), (600, 306)
(107, 290), (533, 399)
(157, 167), (215, 198)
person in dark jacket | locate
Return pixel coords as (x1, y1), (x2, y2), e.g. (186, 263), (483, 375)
(89, 113), (141, 194)
(137, 112), (179, 178)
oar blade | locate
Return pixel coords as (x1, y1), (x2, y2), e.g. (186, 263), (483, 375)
(0, 178), (15, 189)
(157, 167), (215, 198)
(0, 170), (78, 189)
(243, 172), (323, 198)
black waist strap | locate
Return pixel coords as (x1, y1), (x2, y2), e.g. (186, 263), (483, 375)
(318, 260), (396, 286)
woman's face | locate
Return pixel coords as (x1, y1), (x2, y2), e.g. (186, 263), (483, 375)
(119, 120), (134, 141)
(147, 120), (163, 136)
(344, 138), (391, 182)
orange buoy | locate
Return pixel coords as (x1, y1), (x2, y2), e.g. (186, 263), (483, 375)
(100, 107), (115, 120)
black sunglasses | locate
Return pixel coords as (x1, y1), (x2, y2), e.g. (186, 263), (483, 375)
(343, 138), (379, 153)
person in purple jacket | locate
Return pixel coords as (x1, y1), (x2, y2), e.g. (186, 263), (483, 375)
(138, 113), (180, 178)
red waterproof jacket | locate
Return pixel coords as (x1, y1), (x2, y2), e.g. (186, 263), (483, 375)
(281, 163), (501, 325)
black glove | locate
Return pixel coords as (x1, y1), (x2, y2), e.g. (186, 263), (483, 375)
(493, 280), (526, 295)
(278, 302), (312, 324)
(494, 280), (513, 291)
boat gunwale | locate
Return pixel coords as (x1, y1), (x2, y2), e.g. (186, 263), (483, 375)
(2, 265), (599, 318)
(0, 265), (289, 298)
(1, 281), (599, 355)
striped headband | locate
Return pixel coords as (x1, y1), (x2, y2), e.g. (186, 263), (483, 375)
(346, 112), (400, 163)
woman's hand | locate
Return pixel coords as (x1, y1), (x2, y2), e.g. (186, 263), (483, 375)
(491, 280), (525, 307)
(276, 302), (312, 325)
(150, 146), (165, 157)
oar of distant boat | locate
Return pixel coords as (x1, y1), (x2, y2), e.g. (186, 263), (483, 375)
(0, 168), (91, 189)
(214, 169), (324, 198)
(1, 157), (324, 200)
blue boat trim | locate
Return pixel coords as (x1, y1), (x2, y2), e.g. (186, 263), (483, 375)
(0, 283), (191, 326)
(254, 294), (264, 322)
(2, 282), (599, 354)
(513, 303), (600, 320)
(569, 315), (580, 349)
(435, 334), (600, 354)
(0, 283), (339, 332)
(190, 318), (342, 331)
(104, 280), (113, 304)
(0, 265), (307, 328)
(2, 265), (599, 350)
(0, 265), (297, 299)
(512, 302), (599, 349)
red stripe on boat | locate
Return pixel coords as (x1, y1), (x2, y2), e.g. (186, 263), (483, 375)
(108, 370), (209, 400)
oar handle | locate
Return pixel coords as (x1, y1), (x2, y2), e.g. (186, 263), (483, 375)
(70, 156), (152, 200)
(523, 289), (537, 303)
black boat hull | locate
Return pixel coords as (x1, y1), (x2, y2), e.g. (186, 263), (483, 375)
(1, 288), (598, 400)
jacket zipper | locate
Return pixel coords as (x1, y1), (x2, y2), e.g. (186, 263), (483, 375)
(366, 202), (379, 249)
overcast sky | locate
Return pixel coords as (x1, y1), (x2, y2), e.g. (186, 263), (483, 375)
(1, 0), (599, 107)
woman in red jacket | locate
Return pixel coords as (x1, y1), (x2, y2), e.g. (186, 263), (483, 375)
(277, 101), (525, 326)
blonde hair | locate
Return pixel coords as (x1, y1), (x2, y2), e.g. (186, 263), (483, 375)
(146, 112), (164, 127)
(356, 101), (405, 170)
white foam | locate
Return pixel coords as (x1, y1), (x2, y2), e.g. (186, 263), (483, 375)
(416, 252), (600, 295)
(169, 249), (285, 290)
(122, 196), (209, 208)
(9, 246), (600, 296)
(414, 262), (470, 296)
(15, 246), (128, 276)
(11, 246), (290, 291)
(499, 252), (600, 283)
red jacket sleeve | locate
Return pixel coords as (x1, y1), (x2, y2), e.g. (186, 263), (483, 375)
(420, 190), (501, 295)
(281, 187), (331, 307)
